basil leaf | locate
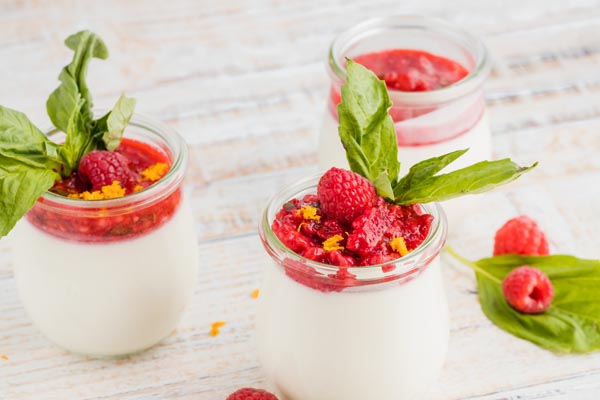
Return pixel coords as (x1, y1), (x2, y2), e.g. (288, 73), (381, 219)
(47, 30), (108, 132)
(393, 158), (537, 205)
(58, 98), (93, 175)
(0, 163), (58, 237)
(337, 61), (535, 205)
(372, 170), (395, 200)
(338, 60), (400, 198)
(0, 106), (62, 170)
(394, 149), (468, 195)
(103, 94), (136, 151)
(459, 251), (600, 353)
(0, 106), (61, 236)
(46, 31), (108, 173)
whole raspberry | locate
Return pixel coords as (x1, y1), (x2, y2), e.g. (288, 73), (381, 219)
(317, 167), (376, 224)
(494, 216), (549, 256)
(226, 388), (278, 400)
(78, 150), (134, 191)
(502, 266), (554, 313)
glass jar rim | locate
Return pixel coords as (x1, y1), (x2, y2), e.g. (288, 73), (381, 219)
(328, 15), (491, 105)
(37, 112), (188, 216)
(259, 173), (448, 284)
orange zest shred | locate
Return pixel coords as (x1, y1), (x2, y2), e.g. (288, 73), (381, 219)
(295, 206), (321, 221)
(251, 289), (260, 299)
(134, 185), (144, 192)
(297, 222), (305, 232)
(389, 236), (409, 256)
(69, 181), (126, 200)
(141, 162), (169, 182)
(210, 321), (226, 337)
(100, 181), (127, 198)
(323, 234), (345, 252)
(1, 355), (7, 361)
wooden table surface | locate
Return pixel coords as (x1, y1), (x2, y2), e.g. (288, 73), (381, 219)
(2, 1), (600, 399)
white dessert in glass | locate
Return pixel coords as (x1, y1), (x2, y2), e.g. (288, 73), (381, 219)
(319, 15), (492, 175)
(257, 175), (449, 400)
(12, 114), (199, 357)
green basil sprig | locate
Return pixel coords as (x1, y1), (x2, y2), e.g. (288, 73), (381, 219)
(0, 30), (135, 237)
(338, 60), (536, 204)
(447, 246), (600, 353)
(337, 59), (399, 199)
(46, 31), (135, 174)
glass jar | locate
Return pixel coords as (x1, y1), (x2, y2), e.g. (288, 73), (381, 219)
(318, 15), (492, 174)
(257, 175), (448, 400)
(12, 114), (199, 357)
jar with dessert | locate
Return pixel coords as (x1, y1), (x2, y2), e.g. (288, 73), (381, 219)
(258, 172), (449, 400)
(257, 60), (534, 400)
(319, 15), (492, 174)
(0, 31), (198, 357)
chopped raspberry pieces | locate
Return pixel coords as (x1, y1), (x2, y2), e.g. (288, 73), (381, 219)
(502, 266), (554, 313)
(328, 250), (357, 267)
(317, 167), (376, 224)
(494, 216), (549, 256)
(272, 186), (431, 268)
(270, 168), (434, 290)
(347, 204), (390, 256)
(302, 246), (327, 263)
(226, 388), (278, 400)
(78, 150), (136, 192)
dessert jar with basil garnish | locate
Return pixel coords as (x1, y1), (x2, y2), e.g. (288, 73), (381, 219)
(256, 61), (535, 400)
(319, 15), (492, 175)
(1, 31), (198, 357)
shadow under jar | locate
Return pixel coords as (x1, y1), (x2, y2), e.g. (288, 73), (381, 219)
(319, 15), (492, 174)
(13, 114), (199, 357)
(257, 175), (449, 400)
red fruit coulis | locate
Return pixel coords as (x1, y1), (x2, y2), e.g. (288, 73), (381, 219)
(329, 49), (475, 146)
(271, 193), (433, 292)
(26, 138), (181, 243)
(355, 49), (468, 92)
(331, 49), (468, 110)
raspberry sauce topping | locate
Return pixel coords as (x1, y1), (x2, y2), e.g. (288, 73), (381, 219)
(273, 194), (432, 267)
(271, 169), (434, 291)
(26, 138), (180, 243)
(51, 138), (170, 198)
(328, 49), (478, 146)
(330, 49), (469, 114)
(354, 49), (468, 92)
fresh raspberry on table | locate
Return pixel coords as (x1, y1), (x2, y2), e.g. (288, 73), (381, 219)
(78, 150), (135, 191)
(317, 167), (376, 224)
(502, 266), (554, 313)
(494, 216), (549, 256)
(226, 387), (279, 400)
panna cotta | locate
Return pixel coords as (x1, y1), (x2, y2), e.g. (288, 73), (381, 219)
(257, 172), (448, 400)
(319, 16), (492, 175)
(12, 115), (199, 357)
